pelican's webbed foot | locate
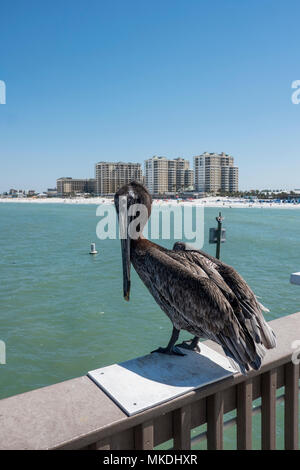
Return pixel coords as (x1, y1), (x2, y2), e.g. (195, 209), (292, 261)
(151, 346), (185, 356)
(176, 336), (201, 353)
(151, 326), (186, 356)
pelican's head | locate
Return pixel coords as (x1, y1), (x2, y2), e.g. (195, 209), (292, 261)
(114, 181), (152, 301)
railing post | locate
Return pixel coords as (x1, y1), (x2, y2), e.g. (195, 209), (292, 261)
(134, 420), (154, 450)
(237, 380), (253, 450)
(284, 362), (299, 450)
(173, 405), (191, 450)
(261, 369), (277, 449)
(207, 392), (224, 450)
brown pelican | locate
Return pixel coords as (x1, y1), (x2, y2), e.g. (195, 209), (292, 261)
(114, 181), (276, 375)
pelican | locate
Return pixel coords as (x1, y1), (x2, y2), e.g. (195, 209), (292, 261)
(114, 181), (276, 375)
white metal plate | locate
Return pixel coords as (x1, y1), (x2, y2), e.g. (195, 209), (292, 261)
(290, 272), (300, 285)
(88, 344), (236, 416)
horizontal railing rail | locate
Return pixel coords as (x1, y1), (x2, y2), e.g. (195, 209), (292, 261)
(0, 312), (299, 450)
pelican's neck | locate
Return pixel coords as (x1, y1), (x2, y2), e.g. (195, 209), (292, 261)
(130, 232), (149, 254)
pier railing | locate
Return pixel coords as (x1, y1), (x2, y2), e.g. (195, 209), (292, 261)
(0, 312), (299, 450)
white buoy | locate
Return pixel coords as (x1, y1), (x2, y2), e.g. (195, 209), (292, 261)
(89, 243), (98, 255)
(290, 272), (300, 285)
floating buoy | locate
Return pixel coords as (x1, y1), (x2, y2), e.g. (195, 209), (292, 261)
(89, 243), (98, 255)
(290, 272), (300, 285)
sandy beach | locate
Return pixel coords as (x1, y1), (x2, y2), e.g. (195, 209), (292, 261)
(1, 196), (300, 209)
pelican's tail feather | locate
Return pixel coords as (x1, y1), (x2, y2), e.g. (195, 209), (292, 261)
(257, 318), (277, 349)
(217, 331), (266, 376)
(258, 301), (270, 313)
(241, 299), (276, 350)
(221, 345), (248, 376)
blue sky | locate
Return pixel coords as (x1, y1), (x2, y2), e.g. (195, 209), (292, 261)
(0, 0), (299, 192)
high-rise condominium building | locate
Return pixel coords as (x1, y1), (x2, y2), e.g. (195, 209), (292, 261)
(184, 169), (194, 189)
(95, 162), (142, 195)
(145, 156), (192, 194)
(174, 158), (191, 191)
(57, 177), (96, 195)
(145, 157), (169, 194)
(194, 152), (239, 193)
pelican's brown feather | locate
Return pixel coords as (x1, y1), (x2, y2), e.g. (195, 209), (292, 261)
(131, 239), (262, 373)
(173, 243), (276, 351)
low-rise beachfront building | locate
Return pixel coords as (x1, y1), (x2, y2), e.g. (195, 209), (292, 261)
(56, 178), (96, 196)
(46, 188), (58, 197)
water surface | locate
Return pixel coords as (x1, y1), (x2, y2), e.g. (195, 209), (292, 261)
(0, 203), (299, 448)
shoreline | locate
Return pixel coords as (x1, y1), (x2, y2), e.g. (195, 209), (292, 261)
(1, 196), (300, 209)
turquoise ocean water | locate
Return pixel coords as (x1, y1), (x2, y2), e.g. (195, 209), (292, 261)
(0, 202), (299, 448)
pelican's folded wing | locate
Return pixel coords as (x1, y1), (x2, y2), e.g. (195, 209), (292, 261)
(137, 246), (263, 374)
(172, 242), (276, 350)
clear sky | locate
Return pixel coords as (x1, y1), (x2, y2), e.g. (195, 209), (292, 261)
(0, 0), (300, 192)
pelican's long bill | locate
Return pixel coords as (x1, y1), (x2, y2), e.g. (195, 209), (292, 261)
(119, 197), (131, 301)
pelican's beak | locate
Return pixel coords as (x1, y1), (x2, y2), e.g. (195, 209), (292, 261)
(119, 199), (131, 301)
(121, 236), (131, 301)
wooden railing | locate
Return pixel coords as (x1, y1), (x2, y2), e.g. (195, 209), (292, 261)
(0, 312), (299, 450)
